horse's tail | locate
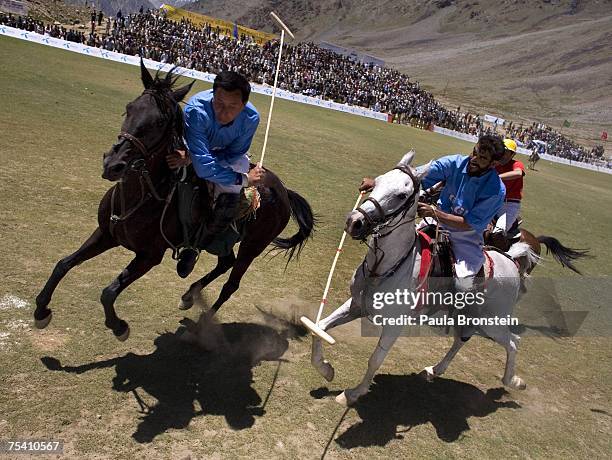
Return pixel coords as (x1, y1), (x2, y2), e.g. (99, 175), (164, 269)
(506, 242), (541, 275)
(271, 189), (316, 263)
(537, 235), (590, 274)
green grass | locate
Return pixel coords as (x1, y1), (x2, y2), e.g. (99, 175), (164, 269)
(0, 36), (611, 459)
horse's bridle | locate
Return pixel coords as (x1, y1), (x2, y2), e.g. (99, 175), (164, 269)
(355, 165), (421, 235)
(108, 89), (185, 256)
(114, 89), (183, 169)
(355, 165), (421, 278)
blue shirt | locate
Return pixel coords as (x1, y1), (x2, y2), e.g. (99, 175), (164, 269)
(183, 89), (260, 186)
(422, 154), (505, 233)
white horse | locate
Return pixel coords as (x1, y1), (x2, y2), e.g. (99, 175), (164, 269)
(311, 151), (539, 407)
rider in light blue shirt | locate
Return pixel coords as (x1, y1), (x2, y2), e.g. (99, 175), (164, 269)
(184, 89), (259, 187)
(166, 71), (264, 278)
(421, 154), (505, 235)
(418, 135), (506, 287)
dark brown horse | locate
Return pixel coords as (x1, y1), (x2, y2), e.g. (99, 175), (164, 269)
(34, 62), (315, 341)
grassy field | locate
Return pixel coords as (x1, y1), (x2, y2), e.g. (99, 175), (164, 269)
(0, 36), (611, 459)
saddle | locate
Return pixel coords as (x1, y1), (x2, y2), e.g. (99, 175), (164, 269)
(176, 167), (260, 257)
(484, 216), (522, 252)
(418, 224), (494, 296)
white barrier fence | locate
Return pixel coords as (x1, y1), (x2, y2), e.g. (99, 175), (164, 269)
(2, 25), (609, 175)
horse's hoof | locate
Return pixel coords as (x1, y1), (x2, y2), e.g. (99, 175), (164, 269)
(504, 375), (526, 390)
(116, 327), (130, 342)
(335, 389), (359, 407)
(423, 366), (437, 382)
(315, 360), (335, 382)
(335, 391), (349, 407)
(34, 311), (52, 329)
(178, 298), (193, 310)
(113, 321), (130, 342)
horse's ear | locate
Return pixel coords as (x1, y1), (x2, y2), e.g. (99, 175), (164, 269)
(415, 161), (431, 180)
(397, 149), (416, 168)
(172, 80), (195, 103)
(140, 58), (154, 89)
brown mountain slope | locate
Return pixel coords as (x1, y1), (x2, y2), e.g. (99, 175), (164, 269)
(185, 0), (612, 147)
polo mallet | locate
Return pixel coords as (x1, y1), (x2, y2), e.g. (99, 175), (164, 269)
(300, 191), (365, 345)
(258, 12), (295, 167)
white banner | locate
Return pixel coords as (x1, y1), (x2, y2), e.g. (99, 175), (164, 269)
(432, 126), (479, 143)
(484, 114), (505, 125)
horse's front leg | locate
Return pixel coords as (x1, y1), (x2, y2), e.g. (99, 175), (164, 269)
(336, 324), (402, 407)
(178, 251), (236, 310)
(100, 251), (164, 341)
(311, 297), (363, 382)
(35, 227), (117, 329)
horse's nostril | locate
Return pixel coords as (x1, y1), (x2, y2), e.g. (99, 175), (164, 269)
(111, 163), (126, 174)
(354, 220), (363, 229)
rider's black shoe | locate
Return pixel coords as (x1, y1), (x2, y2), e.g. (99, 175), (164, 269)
(177, 247), (199, 278)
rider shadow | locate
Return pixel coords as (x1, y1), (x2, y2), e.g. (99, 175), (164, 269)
(314, 373), (520, 448)
(41, 321), (296, 443)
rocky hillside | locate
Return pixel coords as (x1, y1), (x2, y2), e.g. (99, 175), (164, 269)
(63, 0), (157, 16)
(22, 0), (90, 24)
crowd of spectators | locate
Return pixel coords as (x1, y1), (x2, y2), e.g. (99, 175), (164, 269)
(505, 121), (607, 165)
(1, 9), (607, 167)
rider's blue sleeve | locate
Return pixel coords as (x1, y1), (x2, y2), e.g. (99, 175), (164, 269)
(184, 105), (245, 186)
(463, 184), (505, 233)
(421, 155), (460, 189)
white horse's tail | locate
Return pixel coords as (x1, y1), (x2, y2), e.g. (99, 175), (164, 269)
(506, 242), (541, 275)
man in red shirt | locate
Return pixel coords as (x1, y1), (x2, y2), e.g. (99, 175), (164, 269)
(493, 139), (525, 234)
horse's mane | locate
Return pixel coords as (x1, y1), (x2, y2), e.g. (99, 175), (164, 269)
(150, 67), (181, 93)
(147, 67), (184, 138)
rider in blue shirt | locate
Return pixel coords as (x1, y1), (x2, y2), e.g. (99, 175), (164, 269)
(417, 135), (506, 289)
(184, 88), (259, 187)
(166, 71), (265, 278)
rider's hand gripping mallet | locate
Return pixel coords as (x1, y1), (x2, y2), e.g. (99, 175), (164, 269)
(300, 191), (365, 345)
(258, 12), (295, 168)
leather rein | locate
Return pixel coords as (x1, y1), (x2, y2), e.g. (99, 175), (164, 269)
(108, 89), (183, 254)
(356, 165), (421, 278)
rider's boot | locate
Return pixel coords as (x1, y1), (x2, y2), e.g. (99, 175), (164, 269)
(176, 193), (242, 278)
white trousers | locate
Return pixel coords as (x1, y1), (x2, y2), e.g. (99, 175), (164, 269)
(446, 227), (485, 278)
(211, 153), (250, 198)
(418, 218), (484, 283)
(493, 201), (521, 233)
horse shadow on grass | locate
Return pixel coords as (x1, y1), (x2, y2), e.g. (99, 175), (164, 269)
(41, 319), (304, 443)
(313, 373), (521, 448)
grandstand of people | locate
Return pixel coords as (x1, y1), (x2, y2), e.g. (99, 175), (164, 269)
(0, 3), (609, 169)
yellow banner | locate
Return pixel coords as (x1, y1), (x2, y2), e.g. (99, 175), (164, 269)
(160, 5), (277, 45)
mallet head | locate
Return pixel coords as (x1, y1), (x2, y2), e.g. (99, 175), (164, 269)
(270, 11), (295, 39)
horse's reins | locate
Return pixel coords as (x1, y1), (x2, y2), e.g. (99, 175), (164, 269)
(109, 90), (184, 255)
(356, 165), (421, 278)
